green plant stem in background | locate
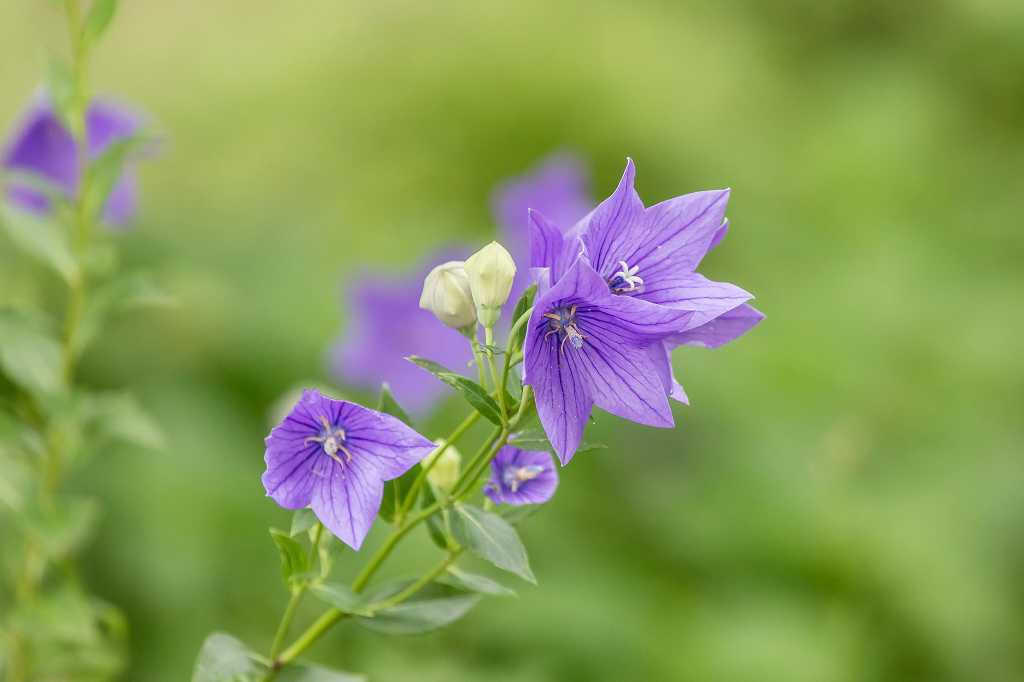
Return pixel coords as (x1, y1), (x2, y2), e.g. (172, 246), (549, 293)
(483, 326), (507, 421)
(268, 523), (324, 661)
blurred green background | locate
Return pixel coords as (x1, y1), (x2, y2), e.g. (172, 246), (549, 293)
(2, 1), (1024, 680)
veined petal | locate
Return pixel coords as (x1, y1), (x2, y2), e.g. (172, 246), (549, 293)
(623, 188), (730, 279)
(262, 391), (330, 509)
(524, 324), (592, 465)
(708, 218), (729, 252)
(638, 272), (753, 330)
(529, 208), (584, 284)
(578, 158), (645, 274)
(485, 446), (559, 506)
(578, 330), (674, 427)
(649, 342), (689, 405)
(342, 405), (436, 480)
(310, 456), (382, 550)
(668, 303), (765, 349)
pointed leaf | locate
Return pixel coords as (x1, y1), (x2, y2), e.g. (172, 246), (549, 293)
(509, 284), (536, 352)
(406, 356), (503, 425)
(0, 205), (78, 284)
(356, 582), (480, 635)
(269, 528), (309, 587)
(0, 309), (66, 399)
(509, 427), (605, 457)
(277, 663), (366, 682)
(191, 632), (265, 682)
(440, 566), (516, 597)
(450, 504), (535, 583)
(81, 0), (118, 52)
(309, 583), (373, 617)
(289, 508), (317, 537)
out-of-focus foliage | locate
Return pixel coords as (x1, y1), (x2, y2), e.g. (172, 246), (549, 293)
(1, 1), (1022, 680)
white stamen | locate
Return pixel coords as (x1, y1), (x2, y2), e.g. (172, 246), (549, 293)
(611, 260), (644, 293)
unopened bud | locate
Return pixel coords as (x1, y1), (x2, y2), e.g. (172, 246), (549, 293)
(464, 241), (516, 328)
(419, 260), (476, 330)
(423, 439), (462, 493)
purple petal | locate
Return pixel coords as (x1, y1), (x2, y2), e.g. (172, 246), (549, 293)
(623, 189), (730, 279)
(102, 170), (138, 228)
(576, 326), (674, 428)
(528, 208), (584, 285)
(649, 342), (689, 405)
(578, 158), (645, 275)
(667, 303), (765, 349)
(524, 326), (591, 465)
(262, 390), (331, 510)
(310, 457), (383, 550)
(638, 272), (753, 330)
(85, 100), (141, 156)
(708, 218), (729, 252)
(340, 403), (436, 480)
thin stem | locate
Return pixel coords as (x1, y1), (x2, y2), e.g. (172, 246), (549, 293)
(450, 426), (503, 498)
(470, 335), (487, 387)
(268, 523), (323, 661)
(274, 608), (349, 671)
(396, 410), (480, 523)
(506, 305), (533, 352)
(370, 550), (461, 612)
(484, 326), (507, 422)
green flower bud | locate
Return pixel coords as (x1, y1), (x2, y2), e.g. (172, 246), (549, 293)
(423, 439), (462, 493)
(419, 260), (476, 330)
(464, 241), (517, 328)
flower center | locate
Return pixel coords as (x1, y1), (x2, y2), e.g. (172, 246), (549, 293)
(305, 415), (353, 466)
(542, 304), (586, 353)
(502, 464), (545, 492)
(608, 260), (644, 294)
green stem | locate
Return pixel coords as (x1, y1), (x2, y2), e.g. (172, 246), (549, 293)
(267, 524), (323, 661)
(370, 550), (461, 612)
(483, 327), (507, 422)
(396, 410), (480, 523)
(470, 336), (487, 387)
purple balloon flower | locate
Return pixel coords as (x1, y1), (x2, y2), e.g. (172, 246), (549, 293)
(484, 446), (559, 506)
(523, 257), (694, 465)
(531, 158), (763, 405)
(492, 153), (593, 303)
(329, 252), (474, 416)
(2, 94), (143, 228)
(262, 389), (435, 549)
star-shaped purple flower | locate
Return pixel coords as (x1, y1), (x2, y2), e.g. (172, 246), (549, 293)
(2, 93), (143, 228)
(492, 153), (592, 303)
(262, 389), (435, 549)
(523, 257), (694, 465)
(329, 251), (473, 416)
(530, 158), (763, 404)
(484, 446), (559, 506)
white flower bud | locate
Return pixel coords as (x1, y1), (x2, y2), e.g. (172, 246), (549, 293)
(464, 241), (517, 328)
(419, 260), (476, 330)
(423, 439), (462, 493)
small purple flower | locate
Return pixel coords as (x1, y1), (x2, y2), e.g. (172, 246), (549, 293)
(484, 446), (558, 506)
(329, 251), (474, 415)
(492, 153), (592, 302)
(262, 389), (435, 549)
(2, 93), (144, 228)
(523, 257), (694, 465)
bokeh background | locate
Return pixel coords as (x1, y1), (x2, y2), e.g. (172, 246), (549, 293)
(2, 1), (1024, 680)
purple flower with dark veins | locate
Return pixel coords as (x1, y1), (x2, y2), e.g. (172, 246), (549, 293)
(262, 389), (435, 549)
(492, 153), (592, 302)
(531, 158), (763, 404)
(329, 251), (473, 415)
(523, 257), (694, 465)
(2, 93), (144, 228)
(484, 446), (559, 506)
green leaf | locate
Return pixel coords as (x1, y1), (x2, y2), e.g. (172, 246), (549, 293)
(0, 204), (78, 284)
(277, 664), (366, 682)
(450, 503), (535, 584)
(289, 508), (317, 537)
(270, 528), (309, 587)
(375, 382), (411, 425)
(420, 481), (450, 550)
(81, 0), (119, 52)
(440, 566), (517, 597)
(309, 583), (373, 616)
(86, 390), (165, 449)
(23, 495), (100, 560)
(191, 632), (265, 682)
(509, 427), (605, 457)
(0, 309), (66, 399)
(356, 582), (480, 635)
(83, 136), (140, 223)
(407, 356), (503, 425)
(509, 283), (536, 352)
(500, 503), (544, 526)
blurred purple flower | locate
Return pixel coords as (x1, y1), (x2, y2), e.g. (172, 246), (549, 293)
(531, 158), (763, 405)
(262, 389), (434, 549)
(523, 258), (693, 465)
(329, 252), (474, 415)
(484, 446), (558, 506)
(2, 93), (143, 228)
(492, 153), (592, 301)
